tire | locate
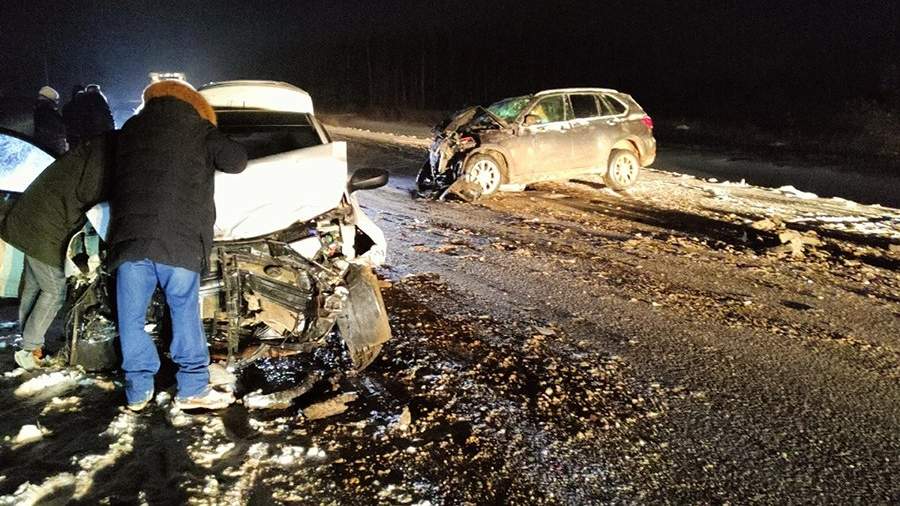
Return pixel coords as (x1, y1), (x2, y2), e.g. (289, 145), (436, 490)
(416, 160), (434, 192)
(462, 154), (505, 196)
(604, 149), (641, 190)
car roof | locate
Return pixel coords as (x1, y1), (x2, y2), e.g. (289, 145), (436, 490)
(535, 87), (620, 96)
(198, 80), (314, 114)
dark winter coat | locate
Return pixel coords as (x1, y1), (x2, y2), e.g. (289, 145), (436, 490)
(80, 91), (115, 138)
(0, 132), (116, 268)
(33, 97), (67, 155)
(108, 95), (247, 273)
(62, 91), (114, 148)
(62, 92), (84, 147)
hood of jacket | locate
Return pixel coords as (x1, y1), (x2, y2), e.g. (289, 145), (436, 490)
(142, 80), (217, 125)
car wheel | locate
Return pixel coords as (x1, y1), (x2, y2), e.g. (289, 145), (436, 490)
(604, 149), (641, 190)
(463, 154), (504, 195)
(416, 160), (434, 192)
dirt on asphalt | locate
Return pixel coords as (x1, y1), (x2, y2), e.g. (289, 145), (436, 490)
(0, 136), (898, 504)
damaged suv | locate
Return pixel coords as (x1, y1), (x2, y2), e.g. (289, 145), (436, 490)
(417, 88), (656, 198)
(1, 81), (392, 373)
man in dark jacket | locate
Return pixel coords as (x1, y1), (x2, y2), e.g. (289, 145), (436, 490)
(0, 133), (116, 370)
(33, 86), (68, 155)
(109, 80), (246, 411)
(62, 84), (115, 150)
(62, 84), (85, 148)
(80, 84), (115, 137)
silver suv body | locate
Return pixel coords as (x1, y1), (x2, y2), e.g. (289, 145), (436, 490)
(418, 88), (656, 196)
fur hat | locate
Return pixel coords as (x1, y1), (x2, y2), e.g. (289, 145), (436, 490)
(142, 80), (217, 125)
(38, 86), (59, 101)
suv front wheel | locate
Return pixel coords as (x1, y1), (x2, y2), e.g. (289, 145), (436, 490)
(604, 149), (641, 190)
(463, 154), (505, 195)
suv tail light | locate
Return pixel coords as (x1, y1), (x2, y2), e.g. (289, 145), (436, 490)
(641, 116), (654, 130)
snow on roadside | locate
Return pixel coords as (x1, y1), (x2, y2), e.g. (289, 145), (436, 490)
(325, 124), (431, 149)
(329, 122), (900, 242)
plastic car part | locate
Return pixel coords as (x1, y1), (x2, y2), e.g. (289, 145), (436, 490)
(337, 265), (392, 370)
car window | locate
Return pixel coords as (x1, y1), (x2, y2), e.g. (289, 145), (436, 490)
(0, 132), (55, 193)
(528, 96), (566, 124)
(487, 96), (532, 123)
(601, 94), (627, 116)
(569, 94), (600, 119)
(216, 111), (324, 160)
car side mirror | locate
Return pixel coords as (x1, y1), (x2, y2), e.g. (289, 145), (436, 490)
(348, 168), (389, 193)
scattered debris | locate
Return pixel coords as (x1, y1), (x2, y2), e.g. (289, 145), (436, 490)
(208, 362), (237, 389)
(440, 179), (483, 202)
(751, 217), (784, 232)
(302, 392), (359, 420)
(394, 406), (412, 432)
(776, 229), (824, 258)
(244, 371), (321, 410)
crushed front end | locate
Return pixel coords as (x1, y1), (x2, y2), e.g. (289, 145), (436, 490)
(65, 199), (391, 373)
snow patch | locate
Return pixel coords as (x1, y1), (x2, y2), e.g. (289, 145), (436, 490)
(0, 474), (76, 506)
(14, 371), (82, 397)
(12, 424), (46, 445)
(40, 396), (81, 415)
(777, 185), (819, 200)
(325, 124), (431, 149)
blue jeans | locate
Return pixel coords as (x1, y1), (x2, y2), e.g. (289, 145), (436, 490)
(19, 256), (66, 351)
(117, 260), (209, 403)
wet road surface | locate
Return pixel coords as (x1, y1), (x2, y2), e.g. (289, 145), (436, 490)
(0, 137), (898, 504)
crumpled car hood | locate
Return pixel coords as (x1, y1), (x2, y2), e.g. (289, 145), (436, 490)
(86, 141), (349, 241)
(214, 141), (347, 240)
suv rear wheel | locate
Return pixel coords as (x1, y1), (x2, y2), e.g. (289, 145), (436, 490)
(604, 149), (641, 190)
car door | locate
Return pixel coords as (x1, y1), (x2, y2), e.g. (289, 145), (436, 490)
(566, 93), (604, 172)
(514, 95), (575, 180)
(0, 130), (56, 297)
(593, 94), (630, 165)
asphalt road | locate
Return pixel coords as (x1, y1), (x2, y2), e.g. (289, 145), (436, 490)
(0, 136), (897, 504)
(343, 136), (900, 503)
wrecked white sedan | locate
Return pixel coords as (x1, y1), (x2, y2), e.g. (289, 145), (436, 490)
(2, 81), (392, 372)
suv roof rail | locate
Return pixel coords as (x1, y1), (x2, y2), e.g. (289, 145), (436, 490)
(536, 87), (620, 95)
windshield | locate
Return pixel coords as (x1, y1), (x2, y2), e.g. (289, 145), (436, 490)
(216, 110), (324, 160)
(486, 96), (532, 123)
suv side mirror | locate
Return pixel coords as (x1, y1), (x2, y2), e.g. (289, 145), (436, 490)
(348, 168), (389, 193)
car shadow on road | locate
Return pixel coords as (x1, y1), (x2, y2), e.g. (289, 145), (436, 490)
(531, 187), (779, 253)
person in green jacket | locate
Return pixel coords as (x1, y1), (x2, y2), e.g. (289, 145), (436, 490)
(0, 132), (116, 370)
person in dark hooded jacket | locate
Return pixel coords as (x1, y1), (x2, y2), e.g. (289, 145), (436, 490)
(62, 84), (115, 149)
(33, 86), (68, 155)
(80, 84), (115, 137)
(0, 132), (116, 369)
(109, 80), (247, 411)
(62, 84), (85, 147)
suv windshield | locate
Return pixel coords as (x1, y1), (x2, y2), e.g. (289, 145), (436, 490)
(216, 110), (323, 160)
(486, 96), (532, 123)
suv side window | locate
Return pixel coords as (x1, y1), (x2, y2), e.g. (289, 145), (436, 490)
(526, 95), (566, 125)
(600, 94), (627, 116)
(569, 94), (600, 119)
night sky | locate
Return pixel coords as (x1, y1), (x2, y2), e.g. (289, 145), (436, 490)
(1, 0), (898, 125)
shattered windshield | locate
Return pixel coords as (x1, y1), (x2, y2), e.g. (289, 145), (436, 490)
(486, 96), (532, 123)
(216, 110), (323, 160)
(0, 133), (54, 193)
